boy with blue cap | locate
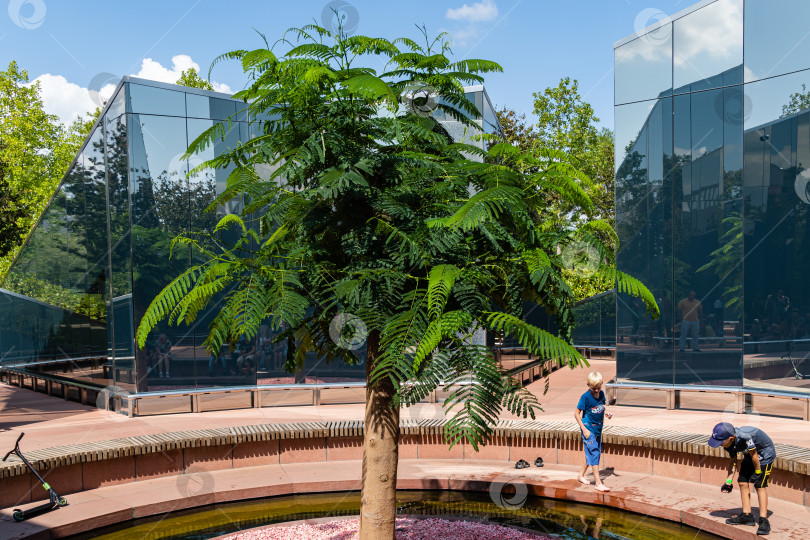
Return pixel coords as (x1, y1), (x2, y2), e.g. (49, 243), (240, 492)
(708, 422), (775, 536)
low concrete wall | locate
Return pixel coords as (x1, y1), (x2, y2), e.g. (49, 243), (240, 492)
(2, 420), (808, 512)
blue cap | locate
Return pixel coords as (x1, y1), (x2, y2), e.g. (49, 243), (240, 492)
(708, 422), (735, 447)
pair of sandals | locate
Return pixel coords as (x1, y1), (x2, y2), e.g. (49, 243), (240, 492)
(514, 457), (544, 469)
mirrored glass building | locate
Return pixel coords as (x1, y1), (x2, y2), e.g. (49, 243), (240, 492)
(615, 0), (810, 408)
(0, 78), (500, 414)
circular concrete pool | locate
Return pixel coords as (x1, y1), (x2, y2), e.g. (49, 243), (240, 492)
(66, 490), (722, 539)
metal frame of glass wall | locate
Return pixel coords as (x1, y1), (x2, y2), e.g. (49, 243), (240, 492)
(0, 77), (501, 413)
(614, 0), (810, 411)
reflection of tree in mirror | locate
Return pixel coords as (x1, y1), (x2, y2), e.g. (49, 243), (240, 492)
(697, 212), (742, 317)
(615, 148), (648, 273)
(781, 84), (810, 118)
(130, 162), (217, 325)
(5, 128), (108, 320)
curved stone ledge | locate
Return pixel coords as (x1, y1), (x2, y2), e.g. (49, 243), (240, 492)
(1, 420), (808, 512)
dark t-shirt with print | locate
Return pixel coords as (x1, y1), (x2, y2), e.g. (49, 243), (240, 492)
(577, 390), (606, 437)
(724, 426), (775, 465)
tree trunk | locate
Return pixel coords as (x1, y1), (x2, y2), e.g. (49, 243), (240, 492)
(359, 329), (400, 539)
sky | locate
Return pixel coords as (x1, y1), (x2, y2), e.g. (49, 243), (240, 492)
(1, 0), (696, 129)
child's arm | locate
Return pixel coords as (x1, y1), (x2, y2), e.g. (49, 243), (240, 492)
(573, 408), (589, 438)
(749, 449), (763, 480)
(721, 455), (739, 492)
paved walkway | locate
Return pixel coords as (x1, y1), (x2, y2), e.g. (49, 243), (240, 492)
(1, 460), (808, 540)
(2, 360), (808, 454)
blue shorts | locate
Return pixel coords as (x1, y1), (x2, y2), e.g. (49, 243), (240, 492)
(582, 430), (602, 465)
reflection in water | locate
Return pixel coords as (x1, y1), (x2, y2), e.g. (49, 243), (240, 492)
(74, 490), (720, 540)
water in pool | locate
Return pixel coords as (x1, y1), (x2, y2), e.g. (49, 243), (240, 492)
(69, 490), (722, 539)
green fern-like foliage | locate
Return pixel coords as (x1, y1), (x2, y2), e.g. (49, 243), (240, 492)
(137, 24), (657, 453)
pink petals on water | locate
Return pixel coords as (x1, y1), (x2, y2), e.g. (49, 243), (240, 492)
(222, 517), (549, 540)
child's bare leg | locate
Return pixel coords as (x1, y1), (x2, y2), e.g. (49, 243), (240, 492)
(755, 487), (768, 517)
(578, 462), (590, 483)
(739, 481), (752, 514)
(592, 465), (611, 491)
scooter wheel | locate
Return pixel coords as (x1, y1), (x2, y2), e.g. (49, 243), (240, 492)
(12, 510), (24, 522)
(57, 497), (68, 507)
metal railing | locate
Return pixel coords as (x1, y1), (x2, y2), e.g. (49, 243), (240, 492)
(605, 381), (810, 421)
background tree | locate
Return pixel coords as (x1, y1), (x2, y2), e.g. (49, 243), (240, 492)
(176, 67), (215, 91)
(496, 78), (615, 299)
(782, 83), (810, 117)
(0, 144), (28, 257)
(136, 25), (656, 540)
(0, 61), (96, 279)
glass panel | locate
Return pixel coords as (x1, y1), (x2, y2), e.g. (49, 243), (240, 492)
(673, 0), (743, 93)
(236, 103), (249, 123)
(63, 155), (88, 312)
(616, 100), (660, 383)
(745, 0), (810, 82)
(186, 118), (255, 388)
(671, 88), (744, 386)
(127, 83), (186, 117)
(744, 69), (810, 130)
(482, 92), (499, 135)
(128, 114), (192, 391)
(743, 74), (810, 395)
(209, 98), (237, 121)
(572, 292), (617, 347)
(82, 127), (111, 385)
(186, 93), (210, 119)
(106, 113), (135, 389)
(0, 132), (109, 384)
(614, 27), (672, 105)
(106, 85), (126, 120)
(181, 94), (239, 121)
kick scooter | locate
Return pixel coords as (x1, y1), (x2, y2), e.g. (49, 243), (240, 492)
(2, 432), (67, 521)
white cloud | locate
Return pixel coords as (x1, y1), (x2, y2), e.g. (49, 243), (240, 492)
(672, 0), (743, 68)
(446, 0), (498, 23)
(28, 74), (97, 126)
(30, 55), (234, 126)
(132, 54), (232, 94)
(621, 0), (743, 70)
(450, 25), (482, 48)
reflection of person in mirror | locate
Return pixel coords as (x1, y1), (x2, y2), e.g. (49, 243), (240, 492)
(765, 290), (790, 323)
(156, 334), (172, 378)
(713, 298), (724, 335)
(678, 290), (703, 352)
(235, 335), (256, 376)
(660, 290), (673, 338)
(750, 319), (763, 341)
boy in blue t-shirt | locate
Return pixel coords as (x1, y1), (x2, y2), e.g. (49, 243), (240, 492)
(574, 371), (612, 492)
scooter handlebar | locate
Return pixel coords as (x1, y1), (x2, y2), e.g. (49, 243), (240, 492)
(2, 432), (24, 461)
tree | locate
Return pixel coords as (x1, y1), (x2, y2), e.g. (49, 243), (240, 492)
(0, 145), (28, 257)
(496, 78), (616, 299)
(529, 77), (614, 226)
(782, 83), (810, 117)
(176, 68), (215, 91)
(0, 62), (95, 280)
(136, 25), (656, 540)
